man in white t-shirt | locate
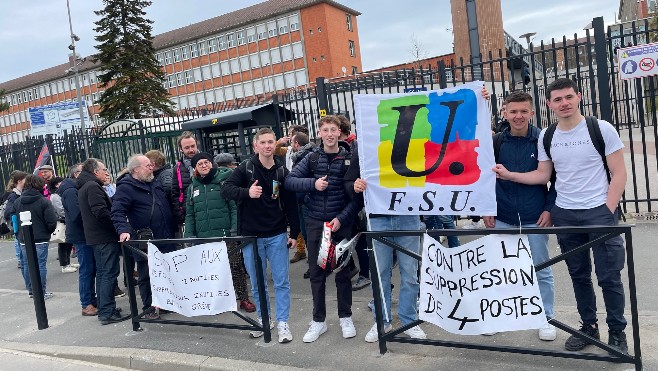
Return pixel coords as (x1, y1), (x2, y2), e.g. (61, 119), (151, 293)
(493, 78), (628, 355)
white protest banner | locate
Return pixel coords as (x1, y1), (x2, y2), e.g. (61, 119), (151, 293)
(354, 81), (496, 216)
(419, 234), (547, 335)
(148, 242), (237, 317)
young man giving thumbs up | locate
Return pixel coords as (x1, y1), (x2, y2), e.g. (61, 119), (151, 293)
(222, 127), (300, 343)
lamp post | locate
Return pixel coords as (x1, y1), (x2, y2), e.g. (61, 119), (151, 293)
(66, 0), (89, 158)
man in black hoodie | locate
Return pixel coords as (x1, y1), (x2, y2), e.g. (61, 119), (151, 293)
(77, 158), (128, 325)
(60, 163), (98, 316)
(222, 127), (300, 344)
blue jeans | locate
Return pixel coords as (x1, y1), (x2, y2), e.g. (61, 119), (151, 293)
(20, 242), (49, 294)
(14, 239), (24, 267)
(494, 220), (555, 319)
(75, 243), (97, 308)
(424, 215), (461, 248)
(242, 232), (291, 322)
(369, 215), (421, 326)
(93, 242), (120, 319)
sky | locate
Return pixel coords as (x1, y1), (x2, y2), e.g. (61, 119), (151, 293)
(0, 0), (620, 83)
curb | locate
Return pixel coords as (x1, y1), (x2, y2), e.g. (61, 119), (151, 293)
(0, 341), (311, 371)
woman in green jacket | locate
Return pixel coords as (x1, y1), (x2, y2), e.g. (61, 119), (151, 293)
(184, 152), (255, 312)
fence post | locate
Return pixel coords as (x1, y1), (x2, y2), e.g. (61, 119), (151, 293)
(438, 60), (448, 89)
(20, 211), (49, 330)
(315, 77), (329, 118)
(271, 95), (283, 139)
(592, 16), (613, 123)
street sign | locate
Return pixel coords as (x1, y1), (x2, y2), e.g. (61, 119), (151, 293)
(618, 42), (658, 80)
(403, 87), (428, 93)
(28, 101), (90, 137)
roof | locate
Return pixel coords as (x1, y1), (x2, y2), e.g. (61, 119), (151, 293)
(154, 0), (360, 49)
(0, 0), (360, 93)
(181, 103), (295, 132)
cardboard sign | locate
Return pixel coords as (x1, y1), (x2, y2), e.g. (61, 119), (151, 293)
(419, 234), (547, 335)
(148, 242), (237, 317)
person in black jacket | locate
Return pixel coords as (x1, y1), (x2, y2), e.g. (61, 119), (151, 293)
(221, 127), (300, 344)
(4, 171), (28, 271)
(60, 163), (98, 316)
(170, 132), (199, 225)
(286, 115), (359, 343)
(112, 154), (177, 320)
(77, 158), (128, 325)
(14, 175), (57, 299)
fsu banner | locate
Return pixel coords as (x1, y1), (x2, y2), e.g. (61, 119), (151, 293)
(354, 82), (496, 216)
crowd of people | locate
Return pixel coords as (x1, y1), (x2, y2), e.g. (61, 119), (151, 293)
(2, 78), (629, 355)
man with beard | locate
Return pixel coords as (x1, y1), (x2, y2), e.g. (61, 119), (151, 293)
(171, 132), (199, 225)
(111, 154), (177, 320)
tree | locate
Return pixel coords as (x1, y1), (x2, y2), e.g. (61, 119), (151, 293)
(650, 12), (658, 43)
(408, 33), (429, 70)
(0, 89), (10, 112)
(93, 0), (174, 121)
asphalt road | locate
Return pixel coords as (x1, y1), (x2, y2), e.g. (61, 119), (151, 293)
(0, 222), (656, 370)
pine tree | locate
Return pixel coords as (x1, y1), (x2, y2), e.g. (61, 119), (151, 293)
(93, 0), (174, 121)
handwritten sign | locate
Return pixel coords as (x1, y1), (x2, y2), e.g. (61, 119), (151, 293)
(148, 242), (237, 317)
(419, 234), (547, 335)
(354, 82), (496, 216)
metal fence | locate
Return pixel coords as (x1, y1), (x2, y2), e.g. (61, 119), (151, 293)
(0, 17), (655, 213)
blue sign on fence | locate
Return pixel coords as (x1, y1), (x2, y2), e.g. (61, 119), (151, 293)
(29, 101), (89, 137)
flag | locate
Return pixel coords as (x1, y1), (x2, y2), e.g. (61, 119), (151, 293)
(33, 143), (51, 175)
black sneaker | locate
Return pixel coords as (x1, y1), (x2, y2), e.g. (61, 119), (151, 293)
(565, 323), (600, 351)
(303, 269), (310, 279)
(99, 309), (130, 325)
(608, 330), (629, 355)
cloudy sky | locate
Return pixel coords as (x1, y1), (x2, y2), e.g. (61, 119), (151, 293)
(0, 0), (619, 83)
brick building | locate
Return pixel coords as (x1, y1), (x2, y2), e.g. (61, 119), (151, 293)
(0, 0), (362, 144)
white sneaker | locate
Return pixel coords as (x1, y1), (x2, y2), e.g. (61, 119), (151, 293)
(69, 263), (80, 268)
(303, 321), (327, 343)
(404, 325), (427, 339)
(339, 317), (356, 339)
(249, 318), (275, 338)
(278, 321), (293, 343)
(365, 322), (392, 343)
(538, 323), (557, 341)
(62, 265), (77, 273)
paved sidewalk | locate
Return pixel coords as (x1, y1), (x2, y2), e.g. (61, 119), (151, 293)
(0, 223), (656, 370)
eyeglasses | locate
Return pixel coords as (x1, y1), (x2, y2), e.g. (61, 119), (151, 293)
(96, 168), (109, 173)
(196, 160), (212, 167)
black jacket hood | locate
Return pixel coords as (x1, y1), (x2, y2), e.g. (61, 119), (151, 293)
(76, 170), (103, 189)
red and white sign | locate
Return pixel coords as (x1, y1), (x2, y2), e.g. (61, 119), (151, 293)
(618, 42), (658, 80)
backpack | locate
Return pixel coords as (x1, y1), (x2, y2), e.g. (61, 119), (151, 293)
(542, 116), (610, 182)
(0, 199), (9, 235)
(306, 149), (352, 175)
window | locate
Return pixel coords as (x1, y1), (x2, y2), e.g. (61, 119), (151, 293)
(240, 56), (249, 71)
(92, 92), (97, 102)
(349, 40), (356, 57)
(185, 71), (193, 84)
(208, 38), (217, 52)
(250, 54), (260, 69)
(198, 41), (207, 55)
(317, 27), (322, 32)
(190, 44), (198, 58)
(289, 15), (299, 31)
(27, 90), (33, 101)
(257, 24), (267, 40)
(173, 49), (181, 62)
(292, 42), (303, 58)
(219, 35), (226, 50)
(211, 63), (220, 77)
(352, 66), (358, 75)
(346, 13), (353, 31)
(230, 59), (240, 73)
(33, 88), (39, 100)
(156, 53), (163, 65)
(227, 33), (236, 48)
(268, 21), (277, 37)
(220, 61), (230, 76)
(90, 72), (96, 84)
(181, 46), (189, 60)
(165, 51), (172, 64)
(176, 73), (183, 86)
(167, 76), (175, 88)
(259, 50), (270, 65)
(237, 30), (246, 45)
(281, 45), (293, 61)
(278, 19), (288, 35)
(247, 28), (256, 43)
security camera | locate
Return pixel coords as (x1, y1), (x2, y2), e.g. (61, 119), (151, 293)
(68, 44), (75, 51)
(72, 34), (80, 42)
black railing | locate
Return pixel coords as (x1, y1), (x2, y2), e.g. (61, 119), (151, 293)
(364, 225), (642, 370)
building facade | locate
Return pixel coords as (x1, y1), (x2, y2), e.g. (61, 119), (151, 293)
(0, 0), (362, 144)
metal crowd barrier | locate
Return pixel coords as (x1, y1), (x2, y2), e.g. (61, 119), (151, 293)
(365, 225), (642, 371)
(120, 236), (273, 343)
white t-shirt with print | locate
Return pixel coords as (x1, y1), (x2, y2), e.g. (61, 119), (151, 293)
(537, 118), (624, 209)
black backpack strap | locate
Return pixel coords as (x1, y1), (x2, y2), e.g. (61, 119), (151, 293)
(585, 116), (610, 182)
(308, 151), (321, 174)
(245, 160), (254, 182)
(493, 132), (503, 163)
(543, 123), (558, 160)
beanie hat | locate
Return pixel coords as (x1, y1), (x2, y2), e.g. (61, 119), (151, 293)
(191, 152), (214, 168)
